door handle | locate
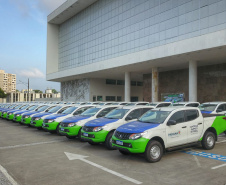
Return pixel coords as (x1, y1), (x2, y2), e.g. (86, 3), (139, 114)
(198, 123), (202, 125)
(182, 126), (187, 128)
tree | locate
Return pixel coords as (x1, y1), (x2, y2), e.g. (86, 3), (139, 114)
(52, 89), (58, 94)
(34, 89), (43, 93)
(0, 88), (7, 98)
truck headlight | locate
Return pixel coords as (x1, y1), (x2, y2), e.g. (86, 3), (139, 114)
(35, 117), (41, 120)
(9, 113), (12, 115)
(16, 114), (21, 117)
(68, 123), (76, 127)
(93, 127), (103, 132)
(25, 115), (30, 118)
(129, 131), (147, 140)
(48, 119), (54, 123)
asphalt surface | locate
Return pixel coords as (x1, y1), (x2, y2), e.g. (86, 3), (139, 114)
(0, 119), (226, 185)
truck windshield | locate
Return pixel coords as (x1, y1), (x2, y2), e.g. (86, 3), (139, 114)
(81, 108), (101, 117)
(48, 106), (62, 113)
(138, 110), (171, 124)
(36, 105), (49, 112)
(172, 104), (185, 106)
(125, 103), (135, 106)
(148, 103), (157, 106)
(104, 109), (129, 119)
(199, 104), (217, 111)
(62, 107), (78, 114)
(27, 105), (38, 110)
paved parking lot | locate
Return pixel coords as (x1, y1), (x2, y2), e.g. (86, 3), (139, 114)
(0, 119), (226, 185)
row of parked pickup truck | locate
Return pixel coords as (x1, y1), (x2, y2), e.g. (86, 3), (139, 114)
(0, 101), (226, 162)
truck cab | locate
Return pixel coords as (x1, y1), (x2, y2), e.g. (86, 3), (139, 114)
(112, 107), (226, 162)
(81, 106), (153, 149)
(199, 102), (226, 114)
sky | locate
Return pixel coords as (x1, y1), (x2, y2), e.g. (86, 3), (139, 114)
(0, 0), (66, 92)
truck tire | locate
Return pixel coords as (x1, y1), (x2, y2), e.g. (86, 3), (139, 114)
(37, 127), (42, 130)
(88, 141), (99, 145)
(66, 135), (76, 139)
(77, 129), (82, 141)
(56, 124), (60, 135)
(145, 140), (163, 163)
(201, 131), (216, 150)
(119, 150), (130, 155)
(105, 131), (115, 150)
(224, 131), (226, 135)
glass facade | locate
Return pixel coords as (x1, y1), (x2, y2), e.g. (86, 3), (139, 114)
(58, 0), (226, 71)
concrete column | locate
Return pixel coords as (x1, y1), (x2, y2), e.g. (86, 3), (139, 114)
(189, 61), (197, 101)
(152, 67), (159, 102)
(125, 72), (131, 102)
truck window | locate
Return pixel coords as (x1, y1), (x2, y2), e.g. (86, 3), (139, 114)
(185, 110), (199, 121)
(217, 104), (226, 112)
(169, 111), (185, 124)
(127, 109), (142, 119)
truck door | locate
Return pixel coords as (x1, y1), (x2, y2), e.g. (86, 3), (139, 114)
(185, 109), (203, 143)
(166, 110), (187, 147)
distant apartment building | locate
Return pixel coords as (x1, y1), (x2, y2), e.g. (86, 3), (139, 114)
(0, 69), (16, 93)
(7, 89), (61, 103)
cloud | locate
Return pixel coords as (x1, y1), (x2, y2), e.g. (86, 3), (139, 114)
(18, 68), (45, 79)
(9, 0), (66, 23)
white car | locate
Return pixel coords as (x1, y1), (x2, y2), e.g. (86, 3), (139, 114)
(59, 105), (120, 139)
(81, 106), (153, 149)
(112, 107), (226, 162)
(199, 102), (226, 114)
(171, 102), (200, 107)
(147, 102), (172, 108)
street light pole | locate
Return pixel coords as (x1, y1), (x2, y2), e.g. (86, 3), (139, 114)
(28, 78), (29, 102)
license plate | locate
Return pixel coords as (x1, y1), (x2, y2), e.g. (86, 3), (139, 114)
(43, 124), (45, 127)
(21, 119), (23, 122)
(116, 140), (123, 146)
(83, 133), (88, 137)
(31, 121), (33, 124)
(61, 128), (64, 131)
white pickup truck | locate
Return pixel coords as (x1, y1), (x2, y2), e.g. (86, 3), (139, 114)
(112, 107), (226, 162)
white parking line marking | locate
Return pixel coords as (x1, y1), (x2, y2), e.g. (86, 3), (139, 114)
(0, 140), (66, 150)
(193, 155), (201, 167)
(0, 165), (18, 185)
(211, 163), (226, 170)
(65, 152), (142, 184)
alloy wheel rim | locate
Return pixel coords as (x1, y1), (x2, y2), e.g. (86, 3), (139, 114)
(150, 145), (160, 159)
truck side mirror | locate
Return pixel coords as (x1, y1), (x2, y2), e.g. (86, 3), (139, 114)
(167, 120), (177, 126)
(97, 113), (104, 118)
(216, 109), (222, 113)
(125, 115), (133, 121)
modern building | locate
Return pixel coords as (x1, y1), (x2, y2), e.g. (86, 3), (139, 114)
(7, 89), (61, 103)
(47, 0), (226, 103)
(0, 69), (16, 93)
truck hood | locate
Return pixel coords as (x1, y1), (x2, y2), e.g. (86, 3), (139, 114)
(23, 111), (39, 116)
(117, 121), (160, 133)
(85, 118), (119, 127)
(7, 109), (21, 113)
(14, 110), (30, 114)
(62, 116), (91, 123)
(45, 114), (66, 120)
(32, 112), (51, 118)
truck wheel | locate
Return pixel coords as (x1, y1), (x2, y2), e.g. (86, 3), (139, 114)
(56, 124), (60, 135)
(201, 131), (215, 150)
(224, 131), (226, 135)
(105, 131), (115, 150)
(37, 127), (42, 130)
(88, 141), (99, 145)
(77, 129), (82, 141)
(144, 140), (163, 163)
(119, 150), (130, 155)
(66, 135), (76, 139)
